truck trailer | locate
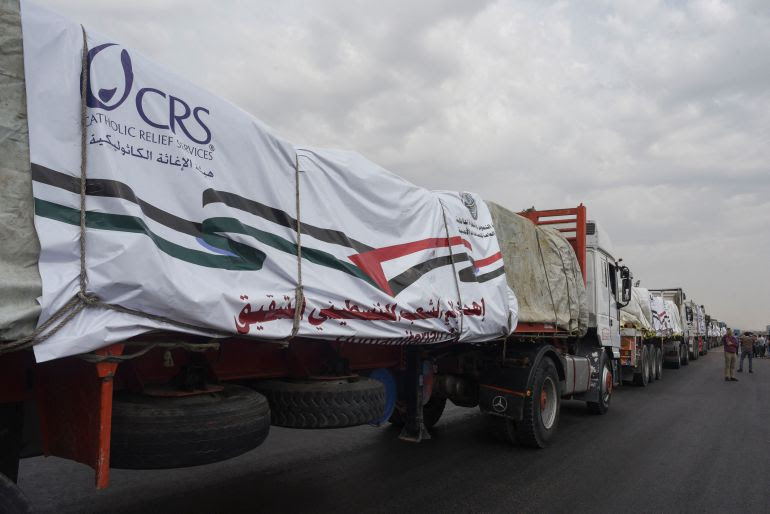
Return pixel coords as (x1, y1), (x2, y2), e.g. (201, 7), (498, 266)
(648, 289), (690, 368)
(619, 287), (661, 386)
(0, 3), (638, 507)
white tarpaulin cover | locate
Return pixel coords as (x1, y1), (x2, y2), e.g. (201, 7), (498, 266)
(665, 300), (683, 336)
(15, 2), (515, 361)
(695, 304), (706, 335)
(650, 295), (671, 336)
(487, 202), (587, 335)
(620, 287), (652, 331)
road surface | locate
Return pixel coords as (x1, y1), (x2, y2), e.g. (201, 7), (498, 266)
(18, 349), (770, 513)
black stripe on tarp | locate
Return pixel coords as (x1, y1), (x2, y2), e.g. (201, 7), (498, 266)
(388, 254), (470, 297)
(202, 189), (373, 253)
(31, 163), (202, 237)
(458, 264), (507, 283)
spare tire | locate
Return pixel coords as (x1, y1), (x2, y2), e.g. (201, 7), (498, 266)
(255, 377), (385, 429)
(388, 394), (447, 429)
(110, 384), (270, 469)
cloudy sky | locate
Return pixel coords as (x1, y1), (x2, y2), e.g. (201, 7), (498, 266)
(38, 0), (770, 329)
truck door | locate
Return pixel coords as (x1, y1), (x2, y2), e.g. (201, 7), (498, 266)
(607, 261), (621, 348)
(596, 254), (611, 345)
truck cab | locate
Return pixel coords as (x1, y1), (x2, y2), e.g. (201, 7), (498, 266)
(585, 220), (632, 354)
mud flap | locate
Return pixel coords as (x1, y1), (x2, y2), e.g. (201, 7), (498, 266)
(398, 347), (430, 442)
(478, 366), (527, 421)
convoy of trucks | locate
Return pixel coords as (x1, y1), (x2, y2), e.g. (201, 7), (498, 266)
(0, 2), (733, 511)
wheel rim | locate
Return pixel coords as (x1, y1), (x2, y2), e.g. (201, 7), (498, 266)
(602, 364), (613, 404)
(540, 376), (558, 429)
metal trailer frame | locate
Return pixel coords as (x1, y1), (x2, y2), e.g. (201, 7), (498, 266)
(0, 338), (403, 488)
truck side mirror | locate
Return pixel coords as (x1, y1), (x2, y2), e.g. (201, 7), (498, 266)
(618, 266), (632, 306)
(621, 277), (632, 304)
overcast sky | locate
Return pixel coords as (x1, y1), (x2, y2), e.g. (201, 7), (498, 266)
(38, 0), (770, 329)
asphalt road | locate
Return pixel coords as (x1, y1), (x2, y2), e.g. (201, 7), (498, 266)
(18, 349), (770, 513)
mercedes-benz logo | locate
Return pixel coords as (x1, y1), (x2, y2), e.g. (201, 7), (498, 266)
(492, 395), (507, 413)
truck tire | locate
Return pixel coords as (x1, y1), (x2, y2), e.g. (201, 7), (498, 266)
(655, 347), (663, 380)
(587, 353), (613, 415)
(646, 345), (658, 383)
(388, 394), (447, 429)
(671, 345), (681, 369)
(633, 346), (649, 386)
(513, 357), (561, 448)
(682, 344), (690, 366)
(255, 377), (385, 429)
(110, 384), (270, 469)
(0, 474), (30, 514)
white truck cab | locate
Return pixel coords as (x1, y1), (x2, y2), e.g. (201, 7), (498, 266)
(585, 220), (632, 355)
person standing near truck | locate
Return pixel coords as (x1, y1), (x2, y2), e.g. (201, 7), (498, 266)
(723, 329), (739, 381)
(737, 331), (755, 373)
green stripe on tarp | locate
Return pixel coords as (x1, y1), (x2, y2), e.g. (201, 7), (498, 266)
(203, 217), (375, 285)
(33, 199), (376, 286)
(34, 198), (265, 271)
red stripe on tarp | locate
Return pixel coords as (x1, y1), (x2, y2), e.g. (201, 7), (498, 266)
(349, 236), (471, 296)
(473, 251), (502, 268)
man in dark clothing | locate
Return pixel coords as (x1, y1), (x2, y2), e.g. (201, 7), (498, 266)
(738, 331), (754, 373)
(723, 329), (739, 381)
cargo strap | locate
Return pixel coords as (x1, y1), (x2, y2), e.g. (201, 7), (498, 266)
(535, 230), (559, 329)
(0, 26), (306, 357)
(438, 199), (464, 337)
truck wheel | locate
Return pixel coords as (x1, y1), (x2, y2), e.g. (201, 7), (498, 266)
(255, 377), (385, 429)
(110, 384), (270, 469)
(655, 347), (663, 380)
(0, 474), (30, 514)
(506, 357), (560, 448)
(633, 346), (649, 386)
(682, 344), (690, 366)
(671, 345), (681, 369)
(647, 345), (656, 382)
(388, 394), (447, 429)
(588, 353), (613, 415)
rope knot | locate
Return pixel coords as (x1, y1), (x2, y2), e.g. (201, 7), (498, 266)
(78, 291), (100, 305)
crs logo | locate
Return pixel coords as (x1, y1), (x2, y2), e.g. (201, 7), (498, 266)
(85, 43), (212, 145)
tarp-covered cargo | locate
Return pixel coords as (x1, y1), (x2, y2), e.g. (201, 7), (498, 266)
(620, 286), (652, 331)
(650, 296), (670, 336)
(487, 202), (588, 336)
(0, 0), (42, 342)
(665, 300), (683, 336)
(2, 2), (520, 361)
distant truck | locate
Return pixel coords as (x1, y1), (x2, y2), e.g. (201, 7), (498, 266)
(693, 303), (708, 356)
(648, 288), (692, 368)
(619, 287), (661, 386)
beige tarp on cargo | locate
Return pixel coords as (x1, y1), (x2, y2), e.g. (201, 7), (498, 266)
(620, 287), (652, 330)
(0, 0), (42, 341)
(487, 202), (588, 336)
